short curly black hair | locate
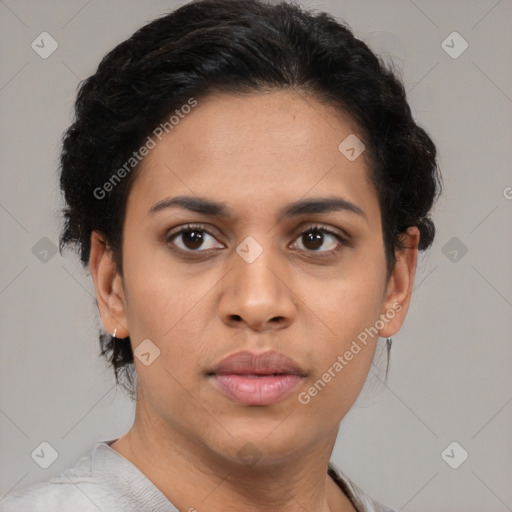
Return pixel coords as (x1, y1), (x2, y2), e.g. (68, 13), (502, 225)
(59, 0), (442, 399)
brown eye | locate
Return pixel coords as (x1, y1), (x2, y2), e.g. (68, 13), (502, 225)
(301, 230), (325, 251)
(166, 224), (224, 253)
(178, 229), (206, 250)
(291, 226), (346, 255)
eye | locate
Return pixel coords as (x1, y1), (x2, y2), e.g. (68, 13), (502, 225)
(166, 224), (224, 253)
(165, 223), (348, 257)
(290, 225), (347, 255)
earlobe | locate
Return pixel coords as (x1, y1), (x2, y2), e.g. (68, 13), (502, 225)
(378, 226), (420, 338)
(89, 231), (129, 338)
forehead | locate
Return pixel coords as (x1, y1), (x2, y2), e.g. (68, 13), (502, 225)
(126, 90), (379, 228)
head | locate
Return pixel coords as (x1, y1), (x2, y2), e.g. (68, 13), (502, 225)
(59, 0), (441, 465)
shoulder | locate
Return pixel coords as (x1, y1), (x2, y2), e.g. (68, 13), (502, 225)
(0, 445), (114, 512)
(0, 479), (110, 512)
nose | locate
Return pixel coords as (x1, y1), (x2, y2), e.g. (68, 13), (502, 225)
(218, 246), (297, 332)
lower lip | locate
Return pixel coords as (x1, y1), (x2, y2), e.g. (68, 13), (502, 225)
(211, 374), (303, 406)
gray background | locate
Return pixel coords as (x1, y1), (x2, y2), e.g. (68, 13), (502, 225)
(1, 0), (511, 510)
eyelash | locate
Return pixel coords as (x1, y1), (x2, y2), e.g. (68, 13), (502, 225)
(165, 223), (349, 258)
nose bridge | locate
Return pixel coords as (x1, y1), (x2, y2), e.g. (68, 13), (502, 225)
(219, 233), (296, 330)
(234, 235), (285, 305)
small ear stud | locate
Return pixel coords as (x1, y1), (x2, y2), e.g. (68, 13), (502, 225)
(113, 328), (117, 338)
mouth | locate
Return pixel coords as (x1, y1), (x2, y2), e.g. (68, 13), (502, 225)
(207, 351), (306, 406)
(219, 373), (289, 377)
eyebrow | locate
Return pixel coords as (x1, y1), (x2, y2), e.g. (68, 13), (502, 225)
(148, 195), (367, 223)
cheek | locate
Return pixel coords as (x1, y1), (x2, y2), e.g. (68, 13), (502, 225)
(298, 352), (375, 429)
(121, 257), (214, 379)
(122, 266), (208, 414)
(298, 294), (379, 419)
(296, 269), (384, 414)
(121, 243), (190, 337)
(304, 259), (384, 346)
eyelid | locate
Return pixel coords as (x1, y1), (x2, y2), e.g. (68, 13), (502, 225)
(165, 223), (223, 245)
(290, 222), (350, 243)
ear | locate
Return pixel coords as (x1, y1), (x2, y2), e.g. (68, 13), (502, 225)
(89, 231), (129, 338)
(377, 226), (420, 338)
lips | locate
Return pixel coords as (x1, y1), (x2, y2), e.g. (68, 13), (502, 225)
(210, 350), (306, 377)
(208, 351), (306, 406)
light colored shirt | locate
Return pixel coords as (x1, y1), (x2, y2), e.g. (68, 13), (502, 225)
(0, 438), (396, 511)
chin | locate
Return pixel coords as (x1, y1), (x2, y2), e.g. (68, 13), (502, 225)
(204, 421), (311, 467)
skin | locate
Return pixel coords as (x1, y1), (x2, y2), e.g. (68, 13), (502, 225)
(89, 90), (419, 512)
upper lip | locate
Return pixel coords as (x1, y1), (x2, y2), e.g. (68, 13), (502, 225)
(209, 350), (306, 376)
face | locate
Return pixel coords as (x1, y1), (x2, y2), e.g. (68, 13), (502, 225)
(91, 90), (418, 467)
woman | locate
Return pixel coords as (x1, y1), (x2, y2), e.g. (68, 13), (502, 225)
(0, 0), (441, 510)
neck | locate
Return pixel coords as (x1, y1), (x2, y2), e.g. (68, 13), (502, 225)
(110, 397), (355, 512)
